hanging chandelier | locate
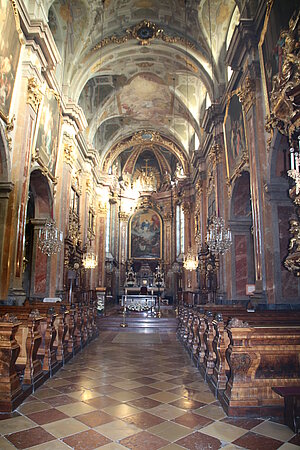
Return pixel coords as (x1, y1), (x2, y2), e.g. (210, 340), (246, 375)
(82, 247), (98, 269)
(183, 247), (198, 271)
(38, 218), (63, 256)
(207, 216), (232, 255)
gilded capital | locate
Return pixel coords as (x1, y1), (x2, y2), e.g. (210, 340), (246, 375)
(64, 144), (74, 167)
(86, 177), (93, 195)
(119, 211), (130, 221)
(238, 77), (256, 113)
(27, 78), (42, 113)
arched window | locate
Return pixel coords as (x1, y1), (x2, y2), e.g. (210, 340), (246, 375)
(176, 204), (184, 257)
(105, 205), (111, 254)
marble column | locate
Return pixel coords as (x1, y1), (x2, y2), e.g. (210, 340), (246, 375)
(7, 77), (42, 304)
(0, 182), (14, 300)
(239, 75), (267, 301)
(97, 206), (107, 289)
(118, 211), (130, 292)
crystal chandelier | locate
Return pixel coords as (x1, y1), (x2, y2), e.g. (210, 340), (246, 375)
(207, 216), (232, 255)
(82, 247), (98, 269)
(38, 218), (63, 256)
(183, 247), (198, 271)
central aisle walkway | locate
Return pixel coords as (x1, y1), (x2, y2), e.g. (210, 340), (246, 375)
(0, 331), (298, 449)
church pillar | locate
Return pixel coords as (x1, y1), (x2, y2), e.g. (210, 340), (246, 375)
(0, 182), (14, 300)
(97, 204), (107, 289)
(118, 211), (130, 292)
(239, 73), (268, 301)
(162, 209), (172, 298)
(7, 77), (42, 304)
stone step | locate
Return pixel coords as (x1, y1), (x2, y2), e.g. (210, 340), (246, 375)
(97, 315), (178, 331)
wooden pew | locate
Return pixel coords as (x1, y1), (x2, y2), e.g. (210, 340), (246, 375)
(24, 300), (70, 366)
(222, 322), (300, 417)
(0, 305), (60, 378)
(0, 306), (45, 388)
(177, 305), (300, 418)
(0, 314), (27, 412)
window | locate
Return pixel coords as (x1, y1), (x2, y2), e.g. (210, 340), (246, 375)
(176, 204), (185, 257)
(105, 204), (110, 254)
(70, 187), (79, 216)
(88, 210), (95, 234)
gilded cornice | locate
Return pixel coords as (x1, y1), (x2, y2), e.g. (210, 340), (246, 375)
(88, 20), (195, 57)
(27, 78), (42, 113)
(238, 77), (256, 113)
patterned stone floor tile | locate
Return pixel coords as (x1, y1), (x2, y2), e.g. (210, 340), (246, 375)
(233, 431), (284, 450)
(62, 429), (112, 450)
(173, 412), (213, 429)
(175, 430), (222, 450)
(122, 411), (166, 429)
(119, 430), (169, 450)
(6, 426), (55, 449)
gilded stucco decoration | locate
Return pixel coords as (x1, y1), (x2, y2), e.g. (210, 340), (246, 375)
(238, 77), (256, 114)
(89, 19), (195, 55)
(262, 7), (300, 143)
(27, 78), (43, 114)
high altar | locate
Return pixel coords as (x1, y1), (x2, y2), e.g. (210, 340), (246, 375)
(121, 261), (165, 312)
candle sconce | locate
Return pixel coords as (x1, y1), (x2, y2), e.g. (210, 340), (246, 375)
(285, 134), (300, 276)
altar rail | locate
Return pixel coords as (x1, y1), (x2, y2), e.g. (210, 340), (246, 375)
(0, 298), (98, 413)
(177, 305), (300, 417)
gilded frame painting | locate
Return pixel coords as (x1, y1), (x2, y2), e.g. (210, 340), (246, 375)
(224, 93), (247, 181)
(129, 208), (162, 260)
(0, 0), (22, 123)
(35, 88), (61, 177)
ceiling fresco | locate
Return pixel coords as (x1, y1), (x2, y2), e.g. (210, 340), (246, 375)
(46, 0), (244, 178)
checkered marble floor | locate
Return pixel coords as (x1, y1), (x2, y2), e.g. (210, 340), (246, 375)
(1, 331), (299, 450)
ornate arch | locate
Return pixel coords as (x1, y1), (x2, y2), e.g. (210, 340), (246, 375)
(101, 130), (190, 175)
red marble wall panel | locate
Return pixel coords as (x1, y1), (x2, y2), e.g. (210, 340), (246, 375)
(34, 246), (47, 294)
(278, 205), (298, 298)
(235, 235), (248, 296)
(233, 172), (251, 217)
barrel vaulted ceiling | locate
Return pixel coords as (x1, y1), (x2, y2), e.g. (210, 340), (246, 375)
(45, 0), (243, 179)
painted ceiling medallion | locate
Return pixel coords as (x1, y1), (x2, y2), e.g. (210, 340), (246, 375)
(128, 20), (163, 46)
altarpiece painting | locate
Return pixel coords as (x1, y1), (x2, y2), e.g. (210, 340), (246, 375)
(224, 93), (247, 179)
(35, 88), (61, 177)
(129, 209), (162, 259)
